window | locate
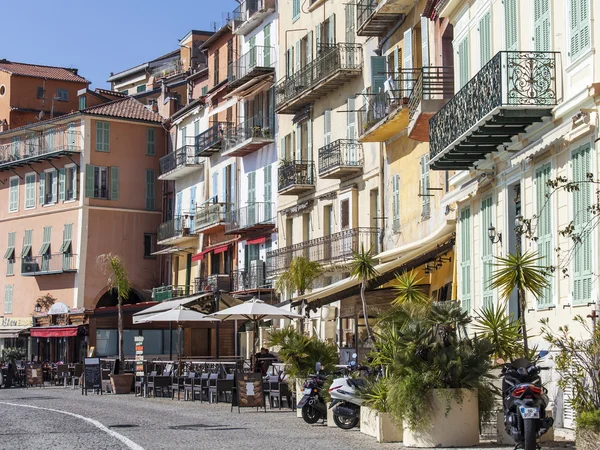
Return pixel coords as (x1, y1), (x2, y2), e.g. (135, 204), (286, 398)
(420, 155), (431, 220)
(39, 226), (52, 272)
(4, 232), (16, 276)
(119, 89), (129, 95)
(213, 49), (220, 86)
(569, 0), (590, 60)
(25, 173), (36, 209)
(144, 233), (156, 258)
(263, 165), (272, 220)
(78, 96), (86, 110)
(96, 329), (117, 357)
(481, 196), (493, 309)
(479, 11), (492, 66)
(458, 37), (469, 88)
(534, 0), (551, 52)
(8, 177), (19, 212)
(460, 207), (472, 313)
(505, 0), (518, 51)
(572, 144), (592, 305)
(85, 165), (109, 199)
(340, 199), (350, 229)
(64, 166), (77, 201)
(201, 86), (208, 96)
(535, 163), (553, 307)
(61, 223), (73, 270)
(293, 0), (300, 21)
(95, 121), (110, 152)
(145, 169), (155, 210)
(370, 56), (386, 94)
(21, 230), (32, 261)
(136, 85), (146, 93)
(37, 86), (45, 99)
(146, 128), (156, 156)
(4, 285), (13, 314)
(40, 170), (58, 205)
(392, 174), (400, 232)
(56, 88), (68, 101)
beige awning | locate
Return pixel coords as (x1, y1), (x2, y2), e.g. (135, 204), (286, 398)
(0, 327), (29, 339)
(132, 292), (213, 324)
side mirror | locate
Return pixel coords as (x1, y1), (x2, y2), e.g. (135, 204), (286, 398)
(352, 353), (357, 359)
(315, 362), (322, 372)
(538, 350), (549, 358)
(349, 361), (356, 367)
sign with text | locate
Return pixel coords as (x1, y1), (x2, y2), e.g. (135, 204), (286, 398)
(83, 357), (101, 395)
(26, 362), (43, 387)
(134, 336), (144, 376)
(235, 372), (265, 412)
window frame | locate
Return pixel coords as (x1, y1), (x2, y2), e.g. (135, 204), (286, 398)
(42, 169), (58, 206)
(143, 233), (157, 259)
(64, 164), (77, 201)
(94, 166), (109, 200)
(56, 88), (68, 102)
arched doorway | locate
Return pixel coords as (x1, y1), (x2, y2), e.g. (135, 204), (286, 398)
(95, 289), (144, 308)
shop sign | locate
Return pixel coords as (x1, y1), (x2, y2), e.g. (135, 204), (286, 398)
(134, 336), (144, 376)
(48, 302), (70, 315)
(0, 317), (33, 327)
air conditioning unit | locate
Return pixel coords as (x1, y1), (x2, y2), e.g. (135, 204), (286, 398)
(249, 260), (265, 288)
(22, 261), (39, 273)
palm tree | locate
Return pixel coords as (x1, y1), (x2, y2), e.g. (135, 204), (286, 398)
(349, 244), (379, 343)
(488, 251), (549, 355)
(275, 256), (323, 296)
(392, 271), (430, 306)
(97, 254), (131, 364)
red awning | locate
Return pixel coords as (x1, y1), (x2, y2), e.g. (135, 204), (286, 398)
(212, 244), (229, 255)
(192, 252), (205, 262)
(30, 326), (79, 338)
(246, 236), (266, 245)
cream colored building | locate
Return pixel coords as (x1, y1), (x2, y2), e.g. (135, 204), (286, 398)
(427, 0), (599, 428)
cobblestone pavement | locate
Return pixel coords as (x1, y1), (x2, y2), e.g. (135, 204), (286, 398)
(0, 387), (576, 450)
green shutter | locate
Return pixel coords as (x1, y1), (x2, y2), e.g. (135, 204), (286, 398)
(481, 197), (494, 309)
(392, 175), (400, 231)
(145, 169), (155, 210)
(39, 173), (45, 205)
(110, 166), (119, 200)
(21, 230), (32, 258)
(9, 178), (18, 212)
(458, 37), (469, 88)
(96, 121), (110, 152)
(534, 0), (551, 52)
(59, 168), (66, 202)
(3, 232), (16, 260)
(295, 40), (301, 74)
(479, 11), (491, 65)
(72, 166), (78, 200)
(460, 207), (472, 313)
(264, 165), (272, 220)
(327, 14), (335, 45)
(293, 0), (300, 21)
(201, 86), (208, 96)
(146, 128), (156, 156)
(572, 144), (592, 305)
(4, 285), (13, 314)
(85, 165), (95, 198)
(535, 164), (553, 307)
(315, 23), (322, 54)
(421, 155), (430, 219)
(264, 24), (271, 66)
(25, 174), (36, 208)
(248, 171), (256, 224)
(60, 223), (73, 253)
(370, 56), (386, 94)
(570, 0), (590, 60)
(306, 31), (313, 65)
(505, 0), (518, 51)
(249, 36), (257, 68)
(39, 226), (51, 255)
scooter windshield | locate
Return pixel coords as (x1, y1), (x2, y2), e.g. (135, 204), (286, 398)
(510, 358), (531, 368)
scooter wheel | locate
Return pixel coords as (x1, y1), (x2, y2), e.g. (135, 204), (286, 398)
(333, 414), (359, 429)
(523, 419), (537, 450)
(301, 404), (322, 424)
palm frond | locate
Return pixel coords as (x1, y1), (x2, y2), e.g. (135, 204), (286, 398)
(489, 251), (550, 300)
(391, 270), (430, 306)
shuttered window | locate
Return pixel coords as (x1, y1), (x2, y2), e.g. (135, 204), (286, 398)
(479, 11), (492, 66)
(264, 165), (272, 220)
(61, 223), (73, 270)
(264, 24), (271, 66)
(306, 119), (312, 163)
(248, 171), (256, 225)
(569, 0), (590, 60)
(25, 174), (36, 209)
(420, 155), (430, 219)
(392, 174), (400, 232)
(481, 196), (494, 309)
(345, 4), (355, 44)
(189, 186), (197, 233)
(4, 285), (13, 314)
(534, 0), (551, 51)
(341, 199), (350, 229)
(59, 168), (66, 202)
(110, 167), (119, 200)
(39, 226), (52, 256)
(146, 128), (156, 156)
(403, 29), (413, 93)
(293, 0), (300, 21)
(458, 37), (469, 88)
(324, 110), (331, 146)
(145, 169), (155, 210)
(572, 144), (592, 305)
(347, 97), (356, 143)
(370, 56), (386, 94)
(421, 17), (429, 68)
(535, 163), (553, 307)
(5, 232), (15, 276)
(460, 207), (472, 313)
(21, 230), (32, 258)
(9, 177), (19, 212)
(505, 0), (518, 51)
(327, 14), (335, 45)
(249, 36), (257, 68)
(95, 121), (110, 152)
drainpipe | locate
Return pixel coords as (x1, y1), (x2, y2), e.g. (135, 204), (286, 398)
(379, 141), (385, 252)
(374, 15), (406, 56)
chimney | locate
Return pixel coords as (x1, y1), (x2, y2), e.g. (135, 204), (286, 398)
(0, 119), (8, 132)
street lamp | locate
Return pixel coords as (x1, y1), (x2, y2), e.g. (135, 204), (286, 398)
(487, 224), (502, 245)
(34, 303), (41, 313)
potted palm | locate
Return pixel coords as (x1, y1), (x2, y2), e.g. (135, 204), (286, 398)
(97, 254), (134, 394)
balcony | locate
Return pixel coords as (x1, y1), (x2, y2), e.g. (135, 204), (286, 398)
(222, 115), (275, 157)
(21, 254), (77, 276)
(357, 0), (411, 37)
(407, 67), (454, 142)
(196, 122), (229, 157)
(275, 43), (363, 115)
(266, 228), (380, 276)
(318, 139), (364, 179)
(228, 46), (275, 89)
(232, 0), (276, 36)
(151, 284), (199, 302)
(0, 128), (82, 172)
(358, 69), (420, 142)
(196, 274), (232, 293)
(158, 145), (203, 180)
(278, 160), (315, 195)
(157, 215), (197, 245)
(231, 263), (271, 293)
(225, 202), (275, 236)
(194, 202), (232, 233)
(429, 51), (559, 170)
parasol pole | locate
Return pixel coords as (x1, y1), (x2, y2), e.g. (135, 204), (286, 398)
(178, 323), (183, 377)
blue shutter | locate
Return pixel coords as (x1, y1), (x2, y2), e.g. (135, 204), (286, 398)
(572, 144), (592, 305)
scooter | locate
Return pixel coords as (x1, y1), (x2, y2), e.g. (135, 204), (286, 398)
(297, 362), (328, 424)
(499, 351), (554, 450)
(328, 355), (368, 429)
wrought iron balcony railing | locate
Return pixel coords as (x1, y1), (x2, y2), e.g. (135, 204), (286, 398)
(355, 0), (412, 36)
(21, 253), (77, 276)
(266, 227), (381, 276)
(222, 114), (275, 156)
(231, 264), (270, 292)
(429, 51), (559, 170)
(196, 122), (231, 156)
(157, 215), (195, 242)
(225, 202), (275, 234)
(152, 284), (199, 302)
(357, 0), (378, 31)
(275, 43), (363, 114)
(407, 66), (454, 122)
(194, 202), (232, 231)
(228, 46), (275, 87)
(278, 160), (315, 193)
(159, 144), (202, 177)
(318, 139), (364, 177)
(231, 0), (276, 35)
(196, 274), (231, 293)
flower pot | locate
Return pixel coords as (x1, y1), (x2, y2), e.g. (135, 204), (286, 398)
(109, 373), (134, 395)
(360, 405), (403, 443)
(403, 388), (479, 448)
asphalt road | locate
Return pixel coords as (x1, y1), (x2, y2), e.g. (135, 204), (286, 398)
(0, 387), (576, 450)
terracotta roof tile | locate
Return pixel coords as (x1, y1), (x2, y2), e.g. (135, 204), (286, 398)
(0, 60), (89, 83)
(83, 97), (163, 122)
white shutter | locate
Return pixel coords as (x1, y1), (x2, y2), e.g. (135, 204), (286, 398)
(324, 110), (331, 146)
(460, 207), (472, 313)
(295, 40), (301, 74)
(421, 17), (429, 68)
(296, 125), (302, 160)
(307, 31), (313, 64)
(346, 97), (356, 141)
(403, 29), (413, 94)
(307, 120), (312, 163)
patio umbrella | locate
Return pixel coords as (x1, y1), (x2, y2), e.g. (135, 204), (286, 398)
(138, 306), (219, 375)
(208, 297), (303, 368)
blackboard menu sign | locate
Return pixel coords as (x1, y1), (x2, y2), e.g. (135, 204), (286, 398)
(83, 357), (101, 395)
(26, 362), (43, 387)
(235, 373), (265, 413)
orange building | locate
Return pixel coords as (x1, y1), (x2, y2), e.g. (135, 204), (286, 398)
(0, 60), (90, 130)
(0, 95), (166, 362)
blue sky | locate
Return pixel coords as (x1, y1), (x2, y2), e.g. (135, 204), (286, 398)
(0, 0), (239, 89)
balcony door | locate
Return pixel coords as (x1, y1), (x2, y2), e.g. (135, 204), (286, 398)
(324, 205), (333, 261)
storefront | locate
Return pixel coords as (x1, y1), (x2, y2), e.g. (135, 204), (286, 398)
(0, 317), (33, 359)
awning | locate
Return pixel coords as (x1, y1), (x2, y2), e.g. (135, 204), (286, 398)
(20, 244), (31, 258)
(151, 246), (195, 256)
(59, 239), (72, 253)
(3, 245), (15, 260)
(246, 236), (266, 245)
(30, 325), (80, 338)
(0, 327), (29, 339)
(39, 242), (50, 256)
(192, 252), (205, 262)
(132, 292), (213, 324)
(212, 244), (229, 255)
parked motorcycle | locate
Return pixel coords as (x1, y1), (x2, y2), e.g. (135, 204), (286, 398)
(297, 363), (328, 424)
(499, 351), (554, 450)
(328, 355), (368, 430)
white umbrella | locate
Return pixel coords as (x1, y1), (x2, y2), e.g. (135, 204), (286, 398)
(140, 306), (219, 375)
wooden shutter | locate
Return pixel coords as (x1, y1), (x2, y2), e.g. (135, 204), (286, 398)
(327, 14), (335, 45)
(264, 24), (271, 66)
(145, 169), (154, 210)
(345, 4), (355, 44)
(264, 165), (272, 219)
(323, 110), (331, 146)
(570, 0), (590, 59)
(535, 164), (553, 307)
(572, 144), (592, 305)
(59, 168), (66, 202)
(460, 207), (472, 313)
(341, 199), (350, 229)
(51, 169), (58, 203)
(392, 175), (400, 231)
(370, 56), (386, 94)
(403, 29), (413, 93)
(505, 0), (518, 51)
(479, 11), (492, 65)
(306, 119), (312, 163)
(85, 165), (94, 198)
(421, 17), (429, 68)
(146, 128), (156, 156)
(421, 155), (430, 219)
(481, 196), (494, 309)
(110, 166), (119, 201)
(458, 37), (470, 88)
(347, 97), (356, 141)
(306, 31), (313, 64)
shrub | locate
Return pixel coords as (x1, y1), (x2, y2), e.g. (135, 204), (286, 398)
(577, 409), (600, 433)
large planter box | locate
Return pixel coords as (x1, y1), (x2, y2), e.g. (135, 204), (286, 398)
(403, 389), (479, 448)
(496, 408), (555, 444)
(577, 428), (600, 450)
(360, 405), (403, 443)
(109, 373), (134, 395)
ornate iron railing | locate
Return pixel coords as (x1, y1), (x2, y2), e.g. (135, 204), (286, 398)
(356, 0), (378, 31)
(21, 253), (77, 276)
(158, 215), (195, 242)
(159, 145), (201, 175)
(278, 160), (315, 192)
(429, 51), (559, 160)
(275, 43), (363, 109)
(407, 66), (454, 121)
(0, 129), (82, 167)
(318, 139), (364, 175)
(231, 265), (270, 292)
(196, 122), (231, 155)
(223, 114), (275, 151)
(228, 46), (275, 84)
(266, 227), (381, 276)
(196, 274), (231, 293)
(152, 284), (199, 301)
(194, 203), (232, 231)
(232, 0), (274, 24)
(225, 202), (274, 234)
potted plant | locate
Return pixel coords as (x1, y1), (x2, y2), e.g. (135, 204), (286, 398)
(359, 377), (403, 442)
(262, 127), (272, 139)
(252, 125), (262, 137)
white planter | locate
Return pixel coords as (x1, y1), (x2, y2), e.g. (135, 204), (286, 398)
(326, 402), (336, 427)
(403, 389), (479, 448)
(497, 408), (555, 444)
(296, 379), (304, 418)
(360, 405), (403, 443)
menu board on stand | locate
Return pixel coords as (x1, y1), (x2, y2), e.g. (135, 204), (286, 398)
(83, 357), (102, 395)
(233, 372), (266, 413)
(26, 362), (43, 387)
